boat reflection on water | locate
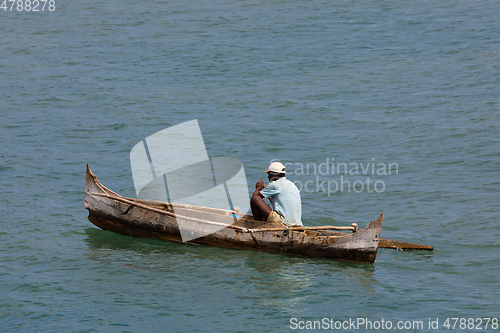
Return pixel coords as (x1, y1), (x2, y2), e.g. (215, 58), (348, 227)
(84, 227), (377, 307)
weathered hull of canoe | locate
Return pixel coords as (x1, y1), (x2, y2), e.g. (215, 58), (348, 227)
(84, 165), (383, 264)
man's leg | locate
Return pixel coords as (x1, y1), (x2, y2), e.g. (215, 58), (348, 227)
(250, 194), (272, 221)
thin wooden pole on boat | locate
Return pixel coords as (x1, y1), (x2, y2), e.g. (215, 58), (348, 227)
(92, 192), (363, 233)
(91, 192), (360, 234)
(248, 224), (358, 233)
(91, 192), (250, 233)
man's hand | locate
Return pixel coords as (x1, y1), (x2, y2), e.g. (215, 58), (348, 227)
(256, 179), (265, 191)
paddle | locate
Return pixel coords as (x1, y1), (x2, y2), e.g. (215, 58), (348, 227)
(93, 192), (433, 250)
(379, 238), (433, 251)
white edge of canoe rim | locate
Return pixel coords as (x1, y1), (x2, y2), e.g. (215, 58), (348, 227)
(128, 120), (251, 242)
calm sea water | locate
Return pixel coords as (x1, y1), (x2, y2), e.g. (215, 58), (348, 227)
(1, 0), (499, 332)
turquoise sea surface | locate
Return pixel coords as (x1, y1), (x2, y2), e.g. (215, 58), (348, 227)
(1, 0), (499, 332)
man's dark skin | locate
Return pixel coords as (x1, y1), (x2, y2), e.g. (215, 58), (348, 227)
(250, 172), (283, 221)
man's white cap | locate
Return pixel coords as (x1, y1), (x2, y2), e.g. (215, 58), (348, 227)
(263, 162), (286, 174)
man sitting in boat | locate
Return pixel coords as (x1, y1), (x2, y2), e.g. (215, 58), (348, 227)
(250, 162), (303, 227)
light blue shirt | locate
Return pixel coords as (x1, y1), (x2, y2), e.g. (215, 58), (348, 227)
(260, 177), (303, 226)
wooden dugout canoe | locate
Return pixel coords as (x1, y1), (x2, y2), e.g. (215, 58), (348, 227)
(84, 165), (384, 264)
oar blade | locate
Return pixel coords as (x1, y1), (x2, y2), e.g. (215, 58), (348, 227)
(379, 238), (433, 251)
